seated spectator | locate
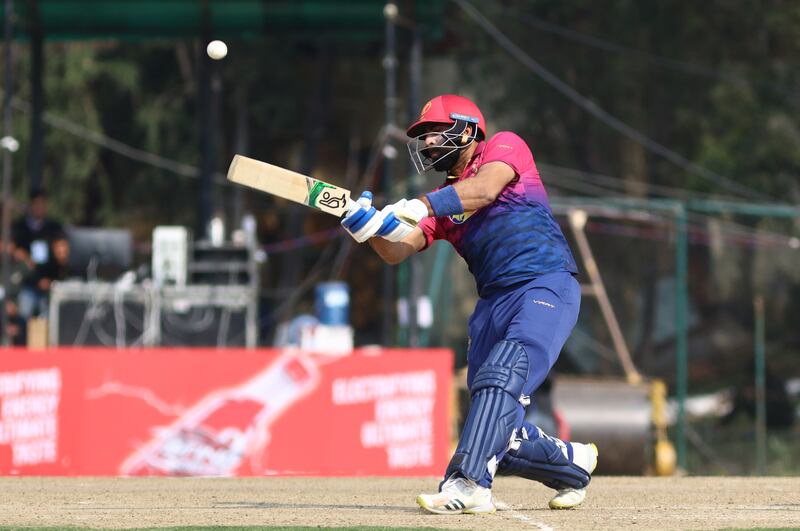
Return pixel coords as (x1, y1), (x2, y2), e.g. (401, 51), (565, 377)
(2, 240), (33, 302)
(12, 188), (65, 318)
(3, 299), (26, 346)
(0, 239), (31, 345)
(16, 236), (70, 320)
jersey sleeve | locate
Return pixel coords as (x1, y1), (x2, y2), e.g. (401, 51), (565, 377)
(479, 131), (534, 176)
(417, 216), (441, 251)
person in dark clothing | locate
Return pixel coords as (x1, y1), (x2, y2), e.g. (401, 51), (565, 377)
(28, 236), (70, 302)
(0, 238), (31, 345)
(11, 188), (66, 318)
(3, 299), (27, 346)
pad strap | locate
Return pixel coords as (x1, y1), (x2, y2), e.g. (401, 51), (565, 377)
(444, 341), (529, 487)
(497, 424), (591, 490)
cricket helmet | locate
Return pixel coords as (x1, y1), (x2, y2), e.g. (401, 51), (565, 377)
(406, 95), (486, 174)
(406, 94), (486, 139)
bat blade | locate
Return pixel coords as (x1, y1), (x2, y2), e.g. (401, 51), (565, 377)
(227, 155), (352, 217)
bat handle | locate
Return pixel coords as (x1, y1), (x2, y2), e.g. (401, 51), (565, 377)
(342, 198), (359, 216)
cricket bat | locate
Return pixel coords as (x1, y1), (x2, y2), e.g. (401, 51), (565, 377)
(227, 154), (353, 217)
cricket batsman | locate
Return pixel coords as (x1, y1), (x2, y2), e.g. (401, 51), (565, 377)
(341, 94), (598, 513)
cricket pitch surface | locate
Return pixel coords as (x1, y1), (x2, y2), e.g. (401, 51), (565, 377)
(0, 476), (798, 530)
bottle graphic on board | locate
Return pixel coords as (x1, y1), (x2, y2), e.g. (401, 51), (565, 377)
(120, 352), (319, 476)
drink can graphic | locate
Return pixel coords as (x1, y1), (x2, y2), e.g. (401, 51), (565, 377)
(120, 353), (319, 476)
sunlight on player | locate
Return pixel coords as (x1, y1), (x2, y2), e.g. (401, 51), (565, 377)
(341, 94), (598, 513)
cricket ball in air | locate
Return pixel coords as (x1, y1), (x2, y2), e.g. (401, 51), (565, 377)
(206, 40), (228, 60)
(383, 3), (398, 20)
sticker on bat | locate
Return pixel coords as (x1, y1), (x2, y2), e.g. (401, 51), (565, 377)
(307, 179), (346, 210)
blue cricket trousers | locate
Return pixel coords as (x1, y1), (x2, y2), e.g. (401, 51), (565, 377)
(466, 271), (581, 400)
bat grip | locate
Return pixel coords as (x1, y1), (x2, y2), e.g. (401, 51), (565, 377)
(342, 198), (359, 217)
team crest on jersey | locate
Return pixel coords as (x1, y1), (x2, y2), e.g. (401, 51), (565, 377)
(450, 210), (476, 224)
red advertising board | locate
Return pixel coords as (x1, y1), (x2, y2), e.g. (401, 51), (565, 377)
(0, 348), (453, 476)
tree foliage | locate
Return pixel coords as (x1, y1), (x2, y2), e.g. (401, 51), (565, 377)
(1, 2), (797, 368)
(450, 0), (800, 200)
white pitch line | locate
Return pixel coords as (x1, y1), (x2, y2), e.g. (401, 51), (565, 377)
(494, 499), (555, 531)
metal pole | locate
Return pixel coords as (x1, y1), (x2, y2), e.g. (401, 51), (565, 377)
(381, 3), (397, 346)
(277, 45), (330, 326)
(568, 209), (641, 384)
(396, 257), (409, 345)
(197, 3), (215, 239)
(396, 18), (422, 348)
(406, 26), (422, 347)
(754, 294), (767, 475)
(28, 0), (43, 191)
(232, 87), (248, 227)
(1, 0), (15, 347)
(674, 203), (689, 471)
(419, 243), (452, 347)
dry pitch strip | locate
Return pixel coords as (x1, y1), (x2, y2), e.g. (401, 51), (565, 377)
(0, 476), (798, 530)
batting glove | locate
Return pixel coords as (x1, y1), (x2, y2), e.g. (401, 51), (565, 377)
(374, 209), (412, 242)
(341, 191), (384, 243)
(374, 198), (429, 243)
(392, 198), (429, 226)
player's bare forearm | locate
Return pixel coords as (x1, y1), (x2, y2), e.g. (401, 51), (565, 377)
(419, 161), (516, 213)
(368, 228), (425, 264)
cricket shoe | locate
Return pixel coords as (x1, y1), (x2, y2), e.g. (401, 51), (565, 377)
(416, 475), (495, 514)
(548, 442), (598, 510)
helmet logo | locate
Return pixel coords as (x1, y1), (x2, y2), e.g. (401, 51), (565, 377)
(420, 100), (432, 119)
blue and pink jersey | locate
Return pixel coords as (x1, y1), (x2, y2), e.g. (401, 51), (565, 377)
(418, 131), (577, 298)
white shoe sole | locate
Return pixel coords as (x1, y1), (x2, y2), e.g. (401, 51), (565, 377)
(548, 442), (598, 510)
(548, 487), (587, 510)
(416, 494), (496, 515)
